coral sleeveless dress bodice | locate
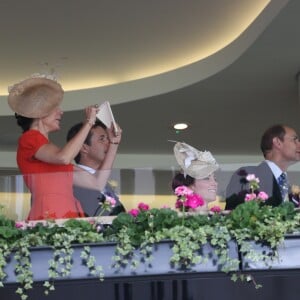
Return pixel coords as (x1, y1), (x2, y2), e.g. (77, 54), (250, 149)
(17, 130), (84, 220)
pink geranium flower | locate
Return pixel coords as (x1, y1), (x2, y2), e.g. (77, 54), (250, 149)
(257, 191), (268, 201)
(210, 205), (221, 213)
(175, 199), (184, 209)
(129, 208), (139, 217)
(174, 186), (193, 197)
(106, 196), (116, 207)
(138, 202), (150, 211)
(184, 193), (205, 209)
(246, 174), (260, 183)
(15, 222), (24, 229)
(245, 193), (257, 202)
(161, 205), (170, 209)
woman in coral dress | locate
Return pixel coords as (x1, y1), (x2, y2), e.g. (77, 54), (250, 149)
(8, 74), (119, 220)
(17, 129), (85, 220)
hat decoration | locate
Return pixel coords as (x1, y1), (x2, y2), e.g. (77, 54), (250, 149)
(7, 73), (64, 118)
(173, 142), (219, 179)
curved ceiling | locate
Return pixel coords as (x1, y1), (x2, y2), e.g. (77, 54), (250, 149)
(2, 0), (300, 170)
(0, 0), (272, 100)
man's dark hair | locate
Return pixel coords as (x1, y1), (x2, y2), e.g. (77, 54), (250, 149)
(260, 124), (286, 158)
(66, 120), (107, 163)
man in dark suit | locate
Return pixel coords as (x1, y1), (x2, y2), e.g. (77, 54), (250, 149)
(225, 124), (300, 210)
(67, 120), (125, 216)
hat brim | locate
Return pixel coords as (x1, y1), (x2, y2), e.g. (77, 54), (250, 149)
(8, 77), (64, 118)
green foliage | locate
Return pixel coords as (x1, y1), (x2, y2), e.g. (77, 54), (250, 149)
(226, 201), (295, 233)
(0, 212), (22, 245)
(223, 201), (298, 287)
(1, 202), (300, 298)
(107, 208), (180, 246)
(0, 217), (105, 299)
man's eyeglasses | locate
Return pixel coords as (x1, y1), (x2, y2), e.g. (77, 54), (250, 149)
(284, 135), (299, 142)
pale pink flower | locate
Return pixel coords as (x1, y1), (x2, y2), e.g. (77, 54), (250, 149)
(245, 193), (257, 202)
(138, 202), (150, 211)
(129, 208), (139, 217)
(106, 196), (116, 207)
(246, 174), (259, 183)
(257, 191), (268, 201)
(174, 185), (193, 197)
(161, 205), (170, 209)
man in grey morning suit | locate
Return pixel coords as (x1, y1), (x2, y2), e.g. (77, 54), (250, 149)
(67, 120), (125, 216)
(225, 124), (300, 210)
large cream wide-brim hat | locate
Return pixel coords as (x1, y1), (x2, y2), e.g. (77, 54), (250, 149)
(7, 77), (64, 118)
(174, 142), (219, 179)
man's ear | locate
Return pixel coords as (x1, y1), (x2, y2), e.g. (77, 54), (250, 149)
(273, 137), (282, 149)
(81, 143), (89, 154)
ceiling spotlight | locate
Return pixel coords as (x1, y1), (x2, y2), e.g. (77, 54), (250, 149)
(173, 123), (189, 130)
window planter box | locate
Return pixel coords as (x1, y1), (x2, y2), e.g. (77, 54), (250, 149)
(241, 234), (300, 270)
(3, 238), (300, 300)
(3, 239), (239, 284)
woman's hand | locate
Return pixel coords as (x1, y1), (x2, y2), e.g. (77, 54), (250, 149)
(85, 104), (99, 126)
(35, 104), (101, 165)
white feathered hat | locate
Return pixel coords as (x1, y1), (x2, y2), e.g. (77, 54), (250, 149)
(174, 142), (219, 179)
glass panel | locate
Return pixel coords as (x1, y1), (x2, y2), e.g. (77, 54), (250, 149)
(0, 167), (268, 221)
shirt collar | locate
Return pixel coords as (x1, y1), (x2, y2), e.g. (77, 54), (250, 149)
(77, 164), (96, 174)
(265, 160), (286, 180)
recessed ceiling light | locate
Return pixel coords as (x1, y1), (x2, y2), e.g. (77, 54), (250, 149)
(173, 123), (189, 130)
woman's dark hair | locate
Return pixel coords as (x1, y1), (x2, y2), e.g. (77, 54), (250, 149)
(171, 172), (195, 191)
(15, 113), (34, 132)
(260, 124), (286, 157)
